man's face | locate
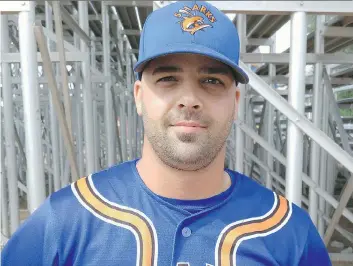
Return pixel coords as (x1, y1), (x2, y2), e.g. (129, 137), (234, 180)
(134, 54), (240, 171)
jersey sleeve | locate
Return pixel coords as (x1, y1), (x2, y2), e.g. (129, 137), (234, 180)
(298, 220), (332, 266)
(1, 197), (59, 266)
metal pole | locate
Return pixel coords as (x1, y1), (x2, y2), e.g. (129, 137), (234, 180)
(46, 1), (61, 192)
(0, 103), (9, 237)
(318, 84), (329, 236)
(266, 41), (276, 189)
(309, 15), (324, 227)
(79, 1), (96, 175)
(128, 96), (133, 160)
(73, 15), (84, 178)
(120, 93), (127, 161)
(285, 12), (307, 206)
(1, 14), (20, 234)
(102, 1), (116, 167)
(75, 90), (84, 177)
(93, 99), (100, 170)
(235, 14), (246, 173)
(18, 2), (46, 213)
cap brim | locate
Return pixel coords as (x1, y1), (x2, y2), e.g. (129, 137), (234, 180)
(133, 43), (249, 84)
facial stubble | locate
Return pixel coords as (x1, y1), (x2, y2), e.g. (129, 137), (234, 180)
(141, 102), (234, 171)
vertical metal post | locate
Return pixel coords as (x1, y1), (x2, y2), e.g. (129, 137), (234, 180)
(73, 12), (84, 178)
(102, 2), (116, 167)
(46, 1), (61, 191)
(59, 128), (64, 185)
(128, 96), (133, 160)
(75, 91), (84, 177)
(245, 96), (253, 176)
(120, 93), (127, 161)
(266, 41), (276, 189)
(319, 83), (329, 236)
(0, 90), (9, 237)
(18, 2), (46, 213)
(309, 15), (324, 227)
(235, 14), (246, 173)
(79, 1), (96, 175)
(1, 15), (20, 234)
(93, 99), (100, 170)
(285, 12), (307, 206)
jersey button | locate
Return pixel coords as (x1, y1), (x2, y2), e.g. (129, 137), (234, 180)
(182, 227), (192, 237)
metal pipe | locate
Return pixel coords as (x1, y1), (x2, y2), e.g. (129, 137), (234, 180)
(128, 97), (133, 160)
(235, 14), (246, 173)
(318, 84), (329, 236)
(18, 2), (46, 213)
(266, 41), (276, 189)
(93, 100), (100, 170)
(120, 93), (127, 161)
(285, 11), (307, 206)
(79, 1), (96, 175)
(75, 86), (84, 177)
(2, 14), (20, 234)
(102, 1), (116, 167)
(0, 112), (9, 237)
(309, 15), (325, 227)
(46, 1), (61, 191)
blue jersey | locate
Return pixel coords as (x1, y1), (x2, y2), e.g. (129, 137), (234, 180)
(2, 159), (331, 266)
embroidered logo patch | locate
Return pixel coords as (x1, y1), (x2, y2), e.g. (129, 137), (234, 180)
(174, 3), (217, 35)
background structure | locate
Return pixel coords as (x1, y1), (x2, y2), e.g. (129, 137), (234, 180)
(1, 1), (352, 264)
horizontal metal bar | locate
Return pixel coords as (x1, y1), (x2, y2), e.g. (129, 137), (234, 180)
(121, 29), (141, 36)
(247, 38), (274, 46)
(104, 1), (152, 7)
(329, 253), (353, 262)
(8, 75), (110, 84)
(334, 84), (353, 93)
(260, 75), (353, 85)
(2, 52), (87, 63)
(241, 53), (353, 64)
(0, 1), (30, 13)
(210, 1), (353, 15)
(323, 26), (353, 38)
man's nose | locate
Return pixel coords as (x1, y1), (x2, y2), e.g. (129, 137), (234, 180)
(176, 84), (203, 111)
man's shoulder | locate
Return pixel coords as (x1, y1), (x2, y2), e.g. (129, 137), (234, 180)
(227, 170), (313, 228)
(48, 160), (137, 212)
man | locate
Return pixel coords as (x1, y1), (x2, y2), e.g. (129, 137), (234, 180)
(2, 1), (331, 265)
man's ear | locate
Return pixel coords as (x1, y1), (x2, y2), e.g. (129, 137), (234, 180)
(134, 80), (142, 116)
(234, 87), (240, 120)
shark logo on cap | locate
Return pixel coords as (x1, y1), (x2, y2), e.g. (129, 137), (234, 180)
(174, 4), (217, 35)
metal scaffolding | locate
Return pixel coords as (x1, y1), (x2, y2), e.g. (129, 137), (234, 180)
(1, 1), (353, 262)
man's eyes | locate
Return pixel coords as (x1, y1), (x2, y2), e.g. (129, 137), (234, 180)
(157, 76), (177, 82)
(156, 76), (224, 85)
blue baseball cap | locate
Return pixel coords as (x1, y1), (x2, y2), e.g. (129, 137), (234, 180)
(133, 1), (249, 84)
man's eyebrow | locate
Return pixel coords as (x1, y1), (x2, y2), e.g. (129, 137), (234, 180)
(152, 66), (183, 75)
(199, 66), (231, 75)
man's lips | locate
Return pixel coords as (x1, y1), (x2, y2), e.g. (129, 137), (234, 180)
(172, 121), (207, 128)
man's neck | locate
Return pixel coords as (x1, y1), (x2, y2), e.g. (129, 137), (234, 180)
(136, 144), (231, 200)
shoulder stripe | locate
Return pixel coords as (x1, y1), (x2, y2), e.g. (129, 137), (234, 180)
(215, 192), (292, 266)
(71, 176), (158, 266)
